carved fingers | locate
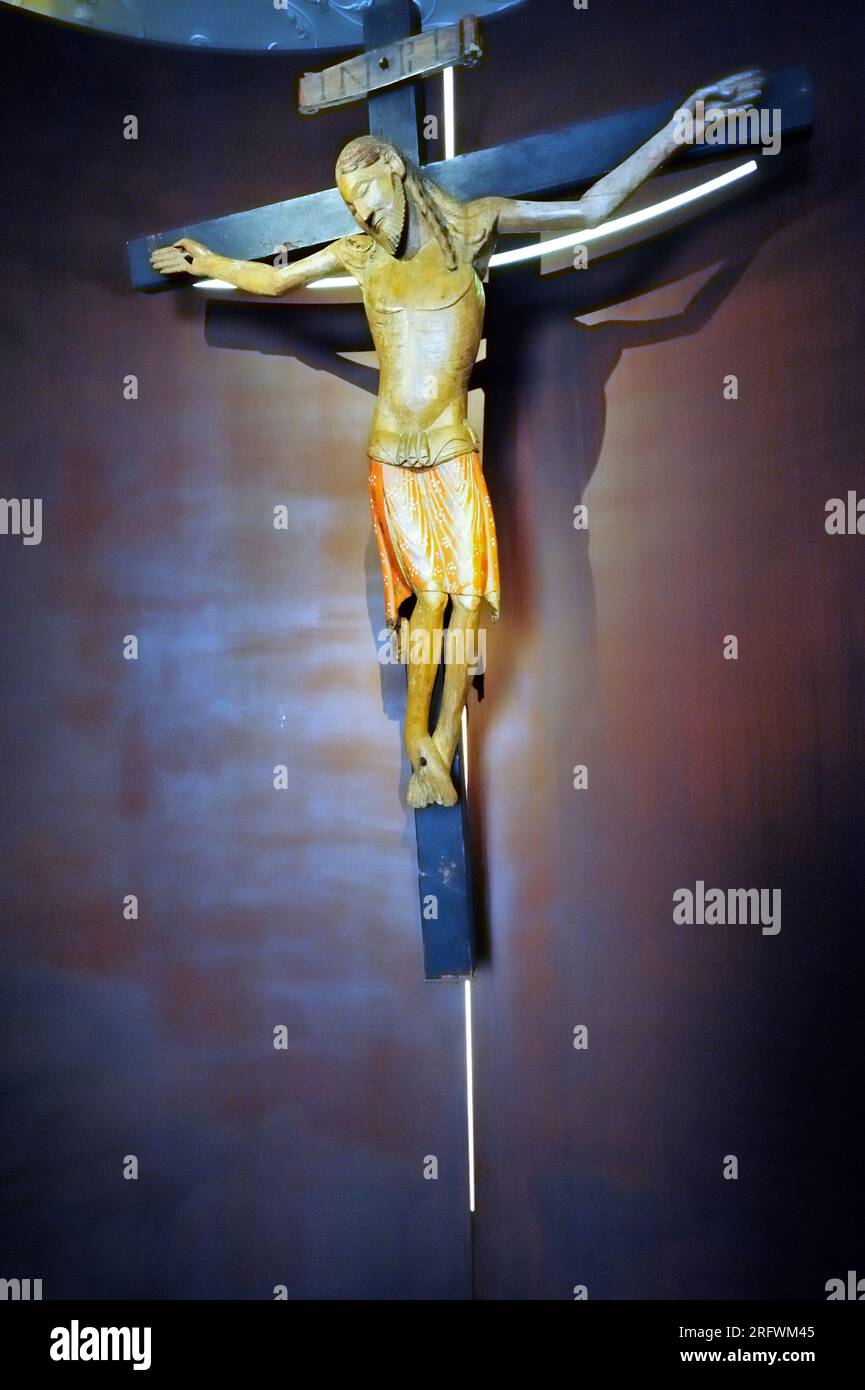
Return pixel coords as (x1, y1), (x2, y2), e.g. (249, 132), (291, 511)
(396, 431), (431, 467)
(149, 238), (212, 276)
(690, 68), (765, 113)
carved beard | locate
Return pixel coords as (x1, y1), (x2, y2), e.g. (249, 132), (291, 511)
(372, 174), (407, 254)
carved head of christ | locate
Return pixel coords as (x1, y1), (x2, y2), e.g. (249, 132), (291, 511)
(336, 137), (408, 255)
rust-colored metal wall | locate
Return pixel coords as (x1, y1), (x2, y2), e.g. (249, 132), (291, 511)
(469, 0), (865, 1300)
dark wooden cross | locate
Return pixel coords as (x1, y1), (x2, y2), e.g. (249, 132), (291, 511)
(126, 0), (812, 980)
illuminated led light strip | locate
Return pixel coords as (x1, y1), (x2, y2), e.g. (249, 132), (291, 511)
(196, 157), (758, 291)
(194, 278), (254, 289)
(443, 65), (456, 161)
(465, 979), (476, 1214)
(450, 110), (475, 1216)
(492, 157), (758, 266)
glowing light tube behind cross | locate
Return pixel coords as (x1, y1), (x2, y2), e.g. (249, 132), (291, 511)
(464, 979), (476, 1214)
(443, 65), (456, 161)
(492, 157), (758, 266)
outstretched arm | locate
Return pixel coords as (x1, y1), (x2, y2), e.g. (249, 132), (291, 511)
(149, 238), (346, 295)
(492, 69), (764, 235)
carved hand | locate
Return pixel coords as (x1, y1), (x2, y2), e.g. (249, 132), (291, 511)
(681, 69), (765, 136)
(150, 238), (216, 278)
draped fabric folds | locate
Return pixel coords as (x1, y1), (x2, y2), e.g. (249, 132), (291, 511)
(368, 451), (500, 627)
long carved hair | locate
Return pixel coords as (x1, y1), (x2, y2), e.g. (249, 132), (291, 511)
(335, 135), (482, 272)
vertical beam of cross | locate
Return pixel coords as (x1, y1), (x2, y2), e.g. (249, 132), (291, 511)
(363, 0), (423, 160)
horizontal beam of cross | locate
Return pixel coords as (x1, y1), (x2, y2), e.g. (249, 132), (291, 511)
(127, 65), (811, 291)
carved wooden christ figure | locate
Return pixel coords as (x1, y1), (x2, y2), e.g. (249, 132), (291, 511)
(151, 70), (760, 809)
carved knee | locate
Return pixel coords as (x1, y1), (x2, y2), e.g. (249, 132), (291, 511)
(415, 589), (448, 618)
(452, 594), (481, 614)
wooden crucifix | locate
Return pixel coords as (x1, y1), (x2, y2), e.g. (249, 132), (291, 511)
(128, 0), (811, 980)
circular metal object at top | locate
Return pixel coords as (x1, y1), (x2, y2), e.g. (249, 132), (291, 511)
(2, 0), (526, 50)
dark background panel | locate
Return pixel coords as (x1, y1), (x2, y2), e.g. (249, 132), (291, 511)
(0, 3), (470, 1300)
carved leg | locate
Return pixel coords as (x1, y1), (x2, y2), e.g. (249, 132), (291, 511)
(405, 591), (458, 809)
(432, 594), (482, 774)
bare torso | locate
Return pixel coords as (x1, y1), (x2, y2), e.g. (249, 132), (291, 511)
(340, 223), (489, 467)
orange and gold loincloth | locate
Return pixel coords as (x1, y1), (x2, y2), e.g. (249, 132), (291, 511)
(368, 450), (500, 629)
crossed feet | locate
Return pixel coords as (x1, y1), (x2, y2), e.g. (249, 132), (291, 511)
(406, 732), (459, 809)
